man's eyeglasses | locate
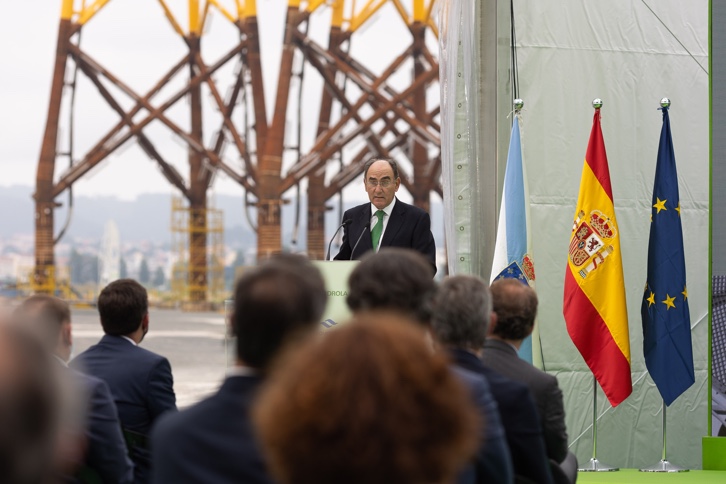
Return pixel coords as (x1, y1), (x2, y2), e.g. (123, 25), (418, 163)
(366, 178), (396, 188)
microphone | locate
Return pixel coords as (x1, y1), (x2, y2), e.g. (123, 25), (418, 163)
(326, 219), (352, 261)
(350, 223), (370, 261)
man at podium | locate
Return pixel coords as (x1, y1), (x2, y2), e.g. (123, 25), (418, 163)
(333, 157), (437, 274)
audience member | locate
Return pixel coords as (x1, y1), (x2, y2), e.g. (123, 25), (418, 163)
(151, 254), (326, 483)
(432, 275), (553, 484)
(71, 278), (176, 483)
(346, 247), (436, 325)
(17, 295), (135, 483)
(346, 248), (513, 483)
(486, 278), (577, 483)
(254, 315), (479, 484)
(0, 315), (59, 484)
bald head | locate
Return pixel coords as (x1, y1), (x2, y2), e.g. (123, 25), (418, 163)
(489, 279), (538, 341)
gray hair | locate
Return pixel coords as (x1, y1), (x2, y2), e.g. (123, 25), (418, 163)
(431, 275), (491, 349)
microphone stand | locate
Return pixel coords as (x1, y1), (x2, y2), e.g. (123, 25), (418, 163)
(350, 224), (370, 260)
(326, 219), (352, 261)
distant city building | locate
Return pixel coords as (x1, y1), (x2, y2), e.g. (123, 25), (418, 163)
(98, 220), (120, 289)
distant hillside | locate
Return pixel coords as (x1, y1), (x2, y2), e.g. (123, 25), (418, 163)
(0, 186), (258, 248)
(0, 185), (444, 250)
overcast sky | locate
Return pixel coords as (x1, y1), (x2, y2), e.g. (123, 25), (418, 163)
(1, 0), (437, 202)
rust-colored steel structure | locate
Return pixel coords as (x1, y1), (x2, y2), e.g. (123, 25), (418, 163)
(35, 0), (441, 301)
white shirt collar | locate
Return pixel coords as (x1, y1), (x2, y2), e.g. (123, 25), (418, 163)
(370, 196), (396, 218)
(53, 354), (69, 368)
(121, 335), (138, 346)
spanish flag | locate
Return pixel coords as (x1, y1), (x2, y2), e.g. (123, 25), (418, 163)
(563, 108), (632, 407)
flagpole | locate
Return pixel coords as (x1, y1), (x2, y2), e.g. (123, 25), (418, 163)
(639, 98), (692, 472)
(579, 376), (619, 472)
(639, 399), (688, 472)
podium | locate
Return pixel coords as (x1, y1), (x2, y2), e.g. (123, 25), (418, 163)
(312, 260), (358, 331)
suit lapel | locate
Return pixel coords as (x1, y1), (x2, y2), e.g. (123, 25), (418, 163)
(352, 205), (373, 258)
(380, 198), (405, 247)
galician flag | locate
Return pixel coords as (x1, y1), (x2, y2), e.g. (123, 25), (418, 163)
(563, 107), (632, 407)
(641, 104), (694, 406)
(491, 112), (538, 364)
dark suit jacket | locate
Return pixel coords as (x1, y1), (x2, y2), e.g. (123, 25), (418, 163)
(481, 339), (569, 463)
(151, 375), (273, 484)
(75, 370), (135, 484)
(451, 366), (513, 484)
(451, 349), (553, 484)
(71, 335), (177, 483)
(333, 198), (437, 274)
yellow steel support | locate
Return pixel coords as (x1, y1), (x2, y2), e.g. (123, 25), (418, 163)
(158, 0), (186, 38)
(424, 0), (435, 23)
(349, 0), (388, 32)
(189, 0), (201, 36)
(201, 1), (211, 31)
(208, 0), (237, 25)
(61, 0), (75, 20)
(331, 0), (344, 28)
(390, 0), (411, 26)
(305, 0), (328, 14)
(30, 265), (57, 295)
(171, 197), (225, 307)
(240, 0), (256, 18)
(412, 0), (424, 22)
(427, 16), (438, 38)
(78, 0), (112, 25)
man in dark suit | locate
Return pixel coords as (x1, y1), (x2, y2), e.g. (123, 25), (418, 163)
(17, 294), (134, 484)
(334, 157), (437, 273)
(346, 249), (512, 484)
(431, 275), (553, 484)
(484, 278), (578, 483)
(151, 255), (327, 483)
(71, 279), (176, 483)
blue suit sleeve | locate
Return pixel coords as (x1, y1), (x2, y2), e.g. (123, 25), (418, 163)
(149, 411), (180, 483)
(452, 367), (513, 484)
(147, 358), (177, 421)
(85, 376), (135, 484)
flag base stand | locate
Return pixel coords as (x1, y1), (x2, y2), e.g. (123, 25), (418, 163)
(578, 377), (620, 472)
(579, 458), (619, 472)
(639, 400), (689, 472)
(639, 460), (688, 473)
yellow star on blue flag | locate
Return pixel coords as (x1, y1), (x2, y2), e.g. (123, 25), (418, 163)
(641, 106), (694, 406)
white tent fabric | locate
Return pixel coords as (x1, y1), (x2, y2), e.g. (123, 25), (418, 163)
(440, 0), (708, 469)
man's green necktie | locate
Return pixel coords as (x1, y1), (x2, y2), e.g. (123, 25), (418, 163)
(371, 210), (385, 252)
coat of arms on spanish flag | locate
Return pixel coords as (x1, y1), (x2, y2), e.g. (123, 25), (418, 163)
(563, 107), (632, 407)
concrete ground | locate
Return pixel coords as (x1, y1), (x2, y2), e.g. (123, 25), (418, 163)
(70, 307), (232, 409)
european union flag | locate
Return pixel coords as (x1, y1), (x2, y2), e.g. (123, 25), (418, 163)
(641, 106), (695, 406)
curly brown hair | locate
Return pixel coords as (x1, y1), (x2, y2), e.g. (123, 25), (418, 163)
(253, 313), (479, 484)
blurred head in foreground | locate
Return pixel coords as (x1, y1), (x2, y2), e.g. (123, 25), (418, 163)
(232, 253), (326, 370)
(0, 316), (59, 484)
(253, 314), (479, 484)
(16, 294), (73, 362)
(346, 248), (436, 326)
